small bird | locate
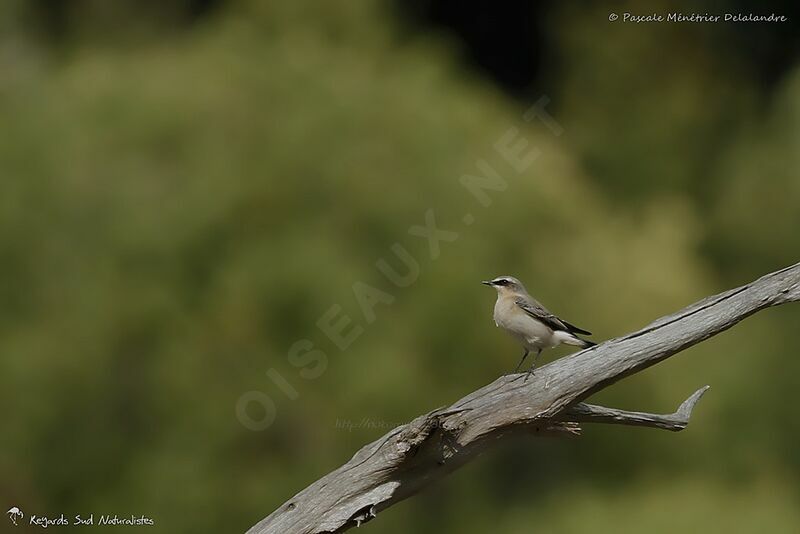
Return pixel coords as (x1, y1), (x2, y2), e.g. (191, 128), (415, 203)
(482, 276), (596, 379)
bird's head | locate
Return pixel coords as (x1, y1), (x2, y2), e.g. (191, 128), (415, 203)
(481, 276), (525, 295)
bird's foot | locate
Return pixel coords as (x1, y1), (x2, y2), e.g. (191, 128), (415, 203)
(523, 369), (536, 382)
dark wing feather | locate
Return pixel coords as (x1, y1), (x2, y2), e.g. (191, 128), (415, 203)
(561, 319), (592, 336)
(514, 297), (568, 332)
(514, 296), (592, 336)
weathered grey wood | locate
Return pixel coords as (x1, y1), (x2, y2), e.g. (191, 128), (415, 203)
(246, 262), (800, 534)
(565, 385), (710, 431)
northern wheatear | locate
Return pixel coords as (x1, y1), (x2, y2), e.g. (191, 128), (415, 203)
(482, 276), (596, 379)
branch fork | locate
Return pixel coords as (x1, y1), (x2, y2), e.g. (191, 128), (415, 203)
(247, 262), (800, 534)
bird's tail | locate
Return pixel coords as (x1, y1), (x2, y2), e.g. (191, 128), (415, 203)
(560, 333), (596, 348)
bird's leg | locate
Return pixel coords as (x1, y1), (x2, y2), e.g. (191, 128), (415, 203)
(513, 349), (530, 373)
(524, 349), (542, 382)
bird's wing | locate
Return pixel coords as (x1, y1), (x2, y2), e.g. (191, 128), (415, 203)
(514, 296), (592, 336)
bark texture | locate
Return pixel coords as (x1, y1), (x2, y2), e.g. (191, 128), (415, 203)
(246, 262), (800, 534)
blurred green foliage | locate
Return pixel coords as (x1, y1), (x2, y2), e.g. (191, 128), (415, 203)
(1, 1), (799, 533)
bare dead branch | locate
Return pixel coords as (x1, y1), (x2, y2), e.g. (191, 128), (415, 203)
(564, 385), (710, 431)
(246, 262), (800, 534)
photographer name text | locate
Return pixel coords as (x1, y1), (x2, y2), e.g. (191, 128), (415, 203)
(611, 12), (788, 23)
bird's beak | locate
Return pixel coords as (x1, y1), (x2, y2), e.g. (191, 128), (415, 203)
(481, 280), (493, 286)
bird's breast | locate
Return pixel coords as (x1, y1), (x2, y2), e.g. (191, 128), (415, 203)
(493, 297), (553, 345)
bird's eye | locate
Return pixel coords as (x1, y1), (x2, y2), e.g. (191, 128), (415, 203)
(495, 279), (508, 286)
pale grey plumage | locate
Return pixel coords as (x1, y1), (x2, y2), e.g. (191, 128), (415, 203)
(482, 275), (595, 379)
